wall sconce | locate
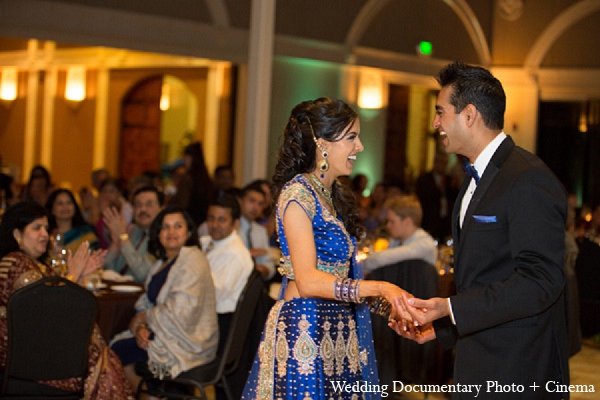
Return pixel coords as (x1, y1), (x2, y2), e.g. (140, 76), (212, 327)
(579, 105), (588, 133)
(0, 67), (18, 106)
(64, 66), (86, 107)
(357, 69), (383, 109)
(160, 82), (170, 111)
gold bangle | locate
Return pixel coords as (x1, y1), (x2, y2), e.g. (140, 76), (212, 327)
(136, 323), (148, 333)
(119, 233), (129, 243)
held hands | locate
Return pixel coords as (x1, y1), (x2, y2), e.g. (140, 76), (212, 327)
(387, 294), (450, 344)
(380, 282), (415, 323)
(389, 320), (436, 344)
(403, 294), (450, 326)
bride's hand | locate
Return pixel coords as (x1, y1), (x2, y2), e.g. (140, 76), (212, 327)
(381, 282), (414, 322)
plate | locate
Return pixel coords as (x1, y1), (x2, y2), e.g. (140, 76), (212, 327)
(111, 284), (142, 293)
(85, 282), (107, 290)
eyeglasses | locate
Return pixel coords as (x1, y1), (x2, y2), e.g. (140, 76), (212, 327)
(134, 201), (159, 208)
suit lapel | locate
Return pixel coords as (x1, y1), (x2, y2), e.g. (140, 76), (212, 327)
(452, 136), (516, 280)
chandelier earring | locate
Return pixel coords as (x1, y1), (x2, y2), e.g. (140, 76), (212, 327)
(307, 117), (329, 179)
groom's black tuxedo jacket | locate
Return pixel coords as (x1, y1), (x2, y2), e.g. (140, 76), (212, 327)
(434, 136), (570, 399)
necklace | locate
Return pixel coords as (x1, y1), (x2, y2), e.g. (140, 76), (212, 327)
(308, 173), (336, 217)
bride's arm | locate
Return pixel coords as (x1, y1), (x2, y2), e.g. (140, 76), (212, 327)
(284, 202), (413, 321)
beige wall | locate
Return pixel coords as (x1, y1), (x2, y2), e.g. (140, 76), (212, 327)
(106, 67), (209, 182)
(0, 66), (219, 196)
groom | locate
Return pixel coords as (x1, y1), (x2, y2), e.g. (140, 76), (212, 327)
(394, 61), (569, 399)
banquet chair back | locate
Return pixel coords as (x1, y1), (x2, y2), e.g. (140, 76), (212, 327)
(1, 276), (97, 399)
(136, 270), (264, 400)
(366, 259), (440, 386)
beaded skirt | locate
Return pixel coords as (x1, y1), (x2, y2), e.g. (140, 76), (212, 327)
(242, 297), (379, 400)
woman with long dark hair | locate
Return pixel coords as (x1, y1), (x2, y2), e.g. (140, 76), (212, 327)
(169, 141), (214, 225)
(45, 188), (100, 252)
(0, 201), (133, 398)
(242, 98), (412, 399)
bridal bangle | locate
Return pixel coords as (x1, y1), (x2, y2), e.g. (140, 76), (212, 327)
(368, 296), (392, 318)
(333, 277), (363, 303)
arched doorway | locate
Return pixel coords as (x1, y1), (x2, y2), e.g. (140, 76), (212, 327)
(119, 74), (198, 184)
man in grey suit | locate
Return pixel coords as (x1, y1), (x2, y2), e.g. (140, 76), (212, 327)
(395, 61), (569, 399)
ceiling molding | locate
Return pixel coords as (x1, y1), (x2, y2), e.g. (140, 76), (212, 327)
(524, 0), (600, 71)
(443, 0), (491, 67)
(0, 0), (249, 62)
(344, 0), (392, 62)
(204, 0), (230, 28)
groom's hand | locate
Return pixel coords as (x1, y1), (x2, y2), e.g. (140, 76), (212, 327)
(389, 319), (436, 344)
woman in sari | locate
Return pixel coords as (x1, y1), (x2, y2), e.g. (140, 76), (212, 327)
(110, 206), (218, 394)
(0, 201), (134, 399)
(242, 98), (412, 399)
(46, 188), (100, 252)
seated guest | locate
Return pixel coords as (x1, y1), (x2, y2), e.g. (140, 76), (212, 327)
(361, 195), (437, 273)
(238, 181), (276, 280)
(95, 177), (133, 249)
(0, 201), (133, 399)
(103, 186), (164, 282)
(199, 194), (253, 352)
(213, 164), (237, 197)
(362, 181), (387, 235)
(110, 206), (218, 392)
(45, 188), (100, 252)
(19, 165), (53, 206)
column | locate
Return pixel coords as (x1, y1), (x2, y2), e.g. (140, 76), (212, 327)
(242, 0), (276, 184)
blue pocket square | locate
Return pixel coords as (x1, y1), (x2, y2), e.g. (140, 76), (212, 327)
(473, 215), (497, 223)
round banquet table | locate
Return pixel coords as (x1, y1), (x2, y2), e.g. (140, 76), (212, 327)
(93, 280), (145, 342)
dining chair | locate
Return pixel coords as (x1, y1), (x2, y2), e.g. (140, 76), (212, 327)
(366, 259), (442, 389)
(136, 270), (264, 400)
(1, 276), (98, 399)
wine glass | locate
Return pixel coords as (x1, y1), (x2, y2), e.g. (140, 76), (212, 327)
(50, 233), (68, 276)
(88, 270), (102, 294)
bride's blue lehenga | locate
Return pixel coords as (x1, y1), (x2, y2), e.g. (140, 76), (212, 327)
(242, 175), (381, 400)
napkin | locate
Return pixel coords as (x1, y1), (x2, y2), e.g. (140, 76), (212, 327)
(101, 269), (134, 282)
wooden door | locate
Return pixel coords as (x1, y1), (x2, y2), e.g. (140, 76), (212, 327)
(119, 76), (162, 184)
(384, 84), (410, 189)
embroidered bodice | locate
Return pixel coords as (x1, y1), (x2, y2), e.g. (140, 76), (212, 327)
(276, 174), (355, 280)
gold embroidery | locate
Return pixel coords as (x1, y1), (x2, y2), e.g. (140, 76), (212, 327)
(360, 349), (368, 367)
(335, 317), (346, 375)
(346, 318), (360, 374)
(13, 269), (44, 291)
(278, 256), (350, 280)
(278, 181), (316, 222)
(275, 320), (289, 378)
(293, 315), (317, 376)
(255, 301), (284, 400)
(320, 319), (334, 376)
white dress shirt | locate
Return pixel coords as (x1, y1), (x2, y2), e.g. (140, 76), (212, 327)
(459, 132), (507, 227)
(451, 132), (507, 323)
(200, 231), (253, 314)
(238, 216), (276, 279)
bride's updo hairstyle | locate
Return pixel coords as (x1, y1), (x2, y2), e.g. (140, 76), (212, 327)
(272, 97), (364, 239)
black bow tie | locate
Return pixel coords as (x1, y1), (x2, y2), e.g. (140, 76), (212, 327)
(462, 159), (480, 184)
